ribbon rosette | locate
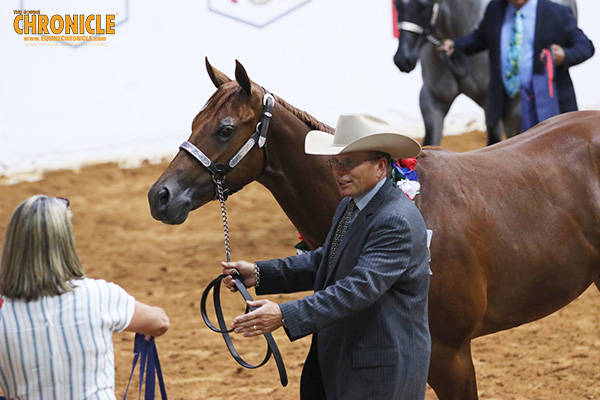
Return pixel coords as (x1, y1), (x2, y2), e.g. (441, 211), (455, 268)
(392, 158), (420, 200)
(295, 232), (309, 254)
(396, 179), (421, 200)
(400, 158), (417, 170)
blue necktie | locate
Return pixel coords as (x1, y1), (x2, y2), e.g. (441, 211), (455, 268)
(504, 10), (523, 98)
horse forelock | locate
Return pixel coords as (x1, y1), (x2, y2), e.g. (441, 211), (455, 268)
(192, 81), (255, 127)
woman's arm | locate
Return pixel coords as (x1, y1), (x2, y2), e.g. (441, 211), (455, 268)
(123, 301), (170, 338)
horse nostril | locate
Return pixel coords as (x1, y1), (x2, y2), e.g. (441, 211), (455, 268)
(393, 52), (408, 71)
(157, 187), (170, 211)
(394, 56), (415, 73)
(393, 55), (403, 70)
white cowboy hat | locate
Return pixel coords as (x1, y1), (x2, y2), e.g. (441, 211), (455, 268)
(305, 113), (421, 159)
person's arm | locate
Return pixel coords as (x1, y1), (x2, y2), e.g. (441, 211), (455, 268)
(280, 212), (418, 341)
(221, 242), (328, 295)
(123, 301), (169, 338)
(234, 212), (422, 341)
(452, 3), (492, 55)
(558, 8), (594, 68)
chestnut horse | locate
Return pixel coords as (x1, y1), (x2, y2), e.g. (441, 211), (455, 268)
(148, 60), (600, 400)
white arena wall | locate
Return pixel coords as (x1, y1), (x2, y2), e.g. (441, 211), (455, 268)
(1, 0), (599, 177)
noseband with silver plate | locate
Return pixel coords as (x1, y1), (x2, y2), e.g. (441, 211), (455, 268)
(398, 0), (440, 39)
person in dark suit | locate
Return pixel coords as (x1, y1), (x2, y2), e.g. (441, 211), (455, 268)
(441, 0), (594, 141)
(221, 113), (431, 400)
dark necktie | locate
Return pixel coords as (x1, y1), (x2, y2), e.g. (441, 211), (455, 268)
(328, 199), (356, 268)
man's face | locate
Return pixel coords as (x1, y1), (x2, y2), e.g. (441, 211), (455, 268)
(508, 0), (529, 8)
(328, 151), (387, 198)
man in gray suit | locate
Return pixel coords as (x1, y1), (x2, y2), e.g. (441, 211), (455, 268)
(222, 113), (431, 399)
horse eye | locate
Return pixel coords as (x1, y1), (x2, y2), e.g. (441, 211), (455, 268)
(217, 125), (236, 140)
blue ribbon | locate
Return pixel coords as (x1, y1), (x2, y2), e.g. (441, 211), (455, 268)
(123, 334), (167, 400)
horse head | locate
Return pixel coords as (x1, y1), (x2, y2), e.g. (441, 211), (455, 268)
(148, 59), (267, 224)
(393, 0), (440, 72)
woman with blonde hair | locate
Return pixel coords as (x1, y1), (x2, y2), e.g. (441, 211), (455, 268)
(0, 195), (169, 399)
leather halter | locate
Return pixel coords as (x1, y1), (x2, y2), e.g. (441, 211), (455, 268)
(179, 88), (275, 197)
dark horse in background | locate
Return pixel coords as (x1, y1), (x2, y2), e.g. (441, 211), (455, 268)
(393, 0), (578, 146)
(148, 60), (600, 400)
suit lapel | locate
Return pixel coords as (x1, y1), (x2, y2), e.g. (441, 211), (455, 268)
(323, 181), (394, 286)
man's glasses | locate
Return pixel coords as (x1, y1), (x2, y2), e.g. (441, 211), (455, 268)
(55, 197), (70, 208)
(326, 157), (381, 171)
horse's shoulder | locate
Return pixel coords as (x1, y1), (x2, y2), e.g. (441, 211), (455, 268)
(418, 147), (456, 157)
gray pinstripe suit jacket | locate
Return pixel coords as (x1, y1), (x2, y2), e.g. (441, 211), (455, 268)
(256, 179), (431, 399)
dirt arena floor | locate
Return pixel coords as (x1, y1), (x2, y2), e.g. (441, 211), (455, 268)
(1, 130), (599, 399)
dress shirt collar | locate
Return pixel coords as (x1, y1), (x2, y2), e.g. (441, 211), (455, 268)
(507, 0), (538, 18)
(353, 177), (386, 212)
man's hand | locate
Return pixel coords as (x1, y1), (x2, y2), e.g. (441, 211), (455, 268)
(541, 44), (565, 66)
(221, 260), (256, 292)
(232, 300), (283, 337)
(438, 39), (455, 56)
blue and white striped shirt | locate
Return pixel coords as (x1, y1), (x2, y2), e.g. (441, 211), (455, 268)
(0, 278), (135, 400)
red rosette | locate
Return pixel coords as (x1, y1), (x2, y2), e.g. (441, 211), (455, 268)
(400, 157), (417, 170)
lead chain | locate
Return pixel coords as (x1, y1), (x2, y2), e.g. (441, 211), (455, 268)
(214, 177), (231, 263)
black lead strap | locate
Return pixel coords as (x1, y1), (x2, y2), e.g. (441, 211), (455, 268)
(200, 274), (288, 387)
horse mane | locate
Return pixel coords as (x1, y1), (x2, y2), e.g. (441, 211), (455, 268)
(272, 93), (433, 160)
(273, 94), (335, 134)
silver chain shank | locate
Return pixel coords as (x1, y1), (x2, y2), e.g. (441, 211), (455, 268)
(214, 177), (231, 263)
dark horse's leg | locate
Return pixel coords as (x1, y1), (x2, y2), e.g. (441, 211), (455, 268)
(428, 342), (479, 400)
(484, 102), (503, 146)
(502, 94), (522, 139)
(420, 84), (454, 146)
(486, 116), (503, 146)
(469, 90), (502, 145)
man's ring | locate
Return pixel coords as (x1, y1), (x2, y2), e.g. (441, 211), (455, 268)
(253, 325), (257, 331)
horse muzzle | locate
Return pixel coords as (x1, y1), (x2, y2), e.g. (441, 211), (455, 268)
(394, 31), (425, 73)
(148, 183), (196, 225)
(393, 44), (419, 72)
(394, 53), (418, 73)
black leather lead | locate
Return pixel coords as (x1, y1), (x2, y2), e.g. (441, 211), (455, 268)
(200, 274), (288, 387)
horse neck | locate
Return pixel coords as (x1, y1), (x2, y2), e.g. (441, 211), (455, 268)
(256, 102), (340, 249)
(437, 0), (487, 38)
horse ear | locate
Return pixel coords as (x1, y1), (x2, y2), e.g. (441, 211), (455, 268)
(205, 57), (231, 88)
(234, 60), (252, 96)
